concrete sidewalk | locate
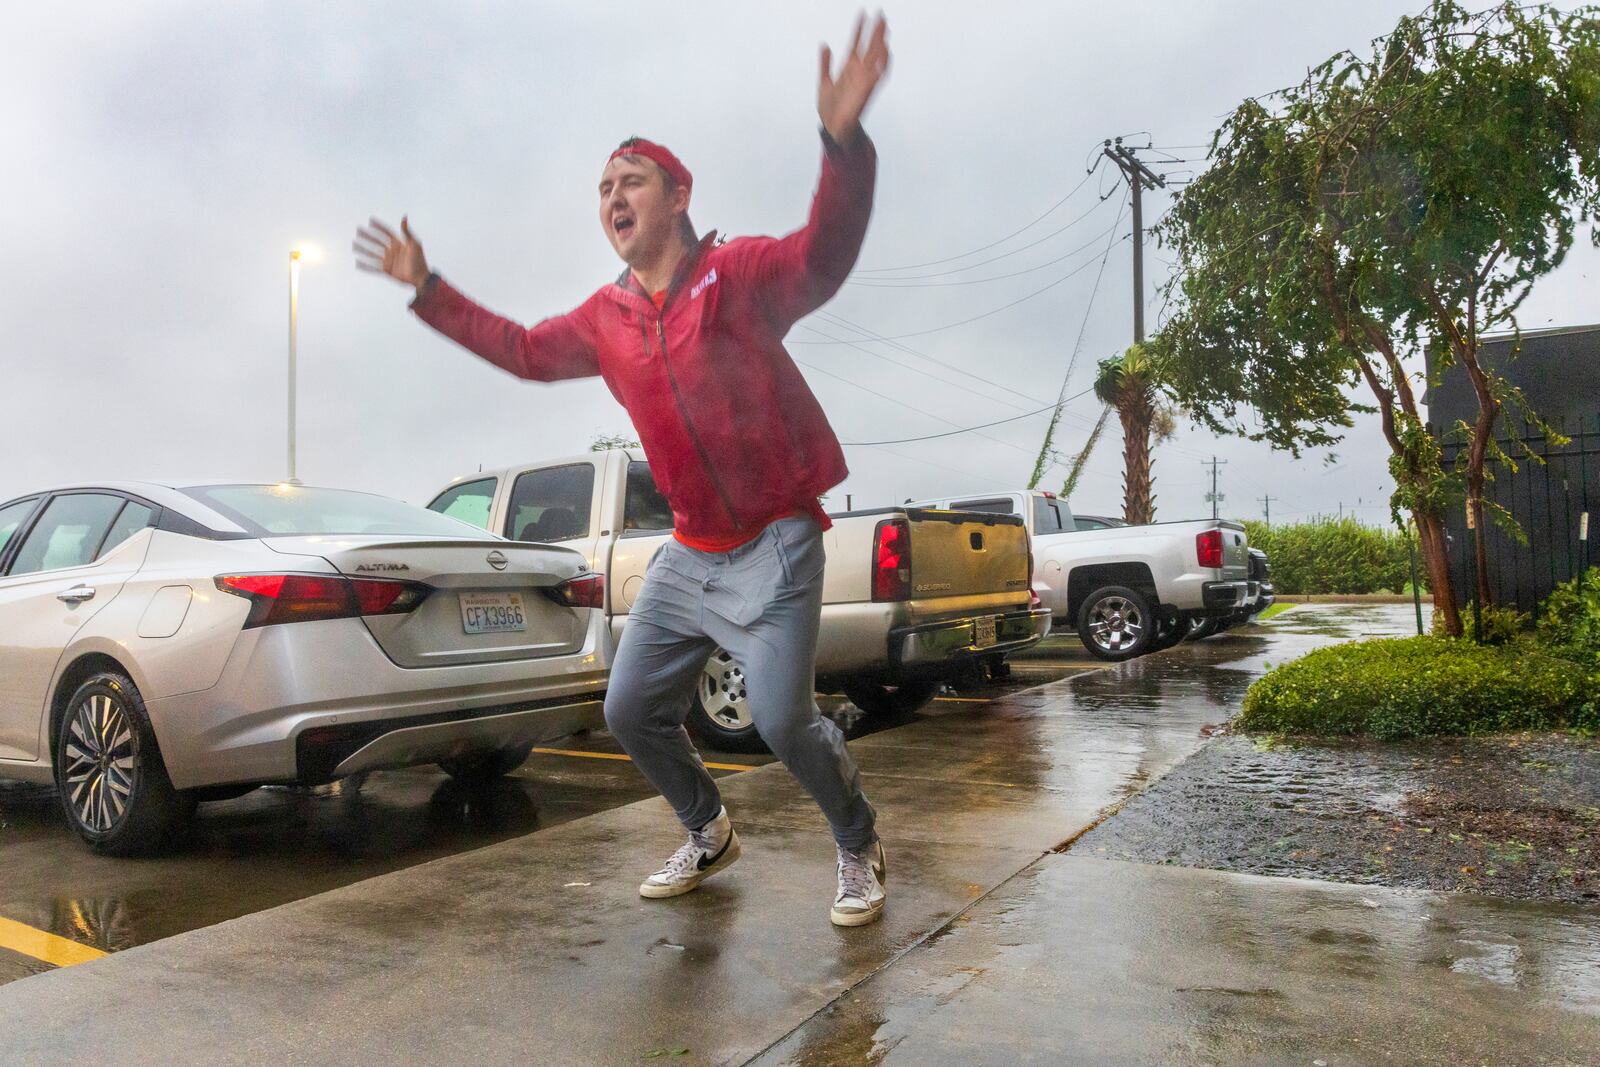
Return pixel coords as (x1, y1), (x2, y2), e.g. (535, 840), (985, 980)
(8, 605), (1576, 1066)
(755, 856), (1600, 1066)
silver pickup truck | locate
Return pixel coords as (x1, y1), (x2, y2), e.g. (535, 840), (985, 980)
(427, 450), (1049, 750)
(908, 489), (1251, 662)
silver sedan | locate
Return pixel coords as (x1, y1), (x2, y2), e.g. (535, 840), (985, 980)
(0, 481), (610, 854)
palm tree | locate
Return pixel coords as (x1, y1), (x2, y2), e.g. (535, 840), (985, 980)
(1093, 343), (1175, 524)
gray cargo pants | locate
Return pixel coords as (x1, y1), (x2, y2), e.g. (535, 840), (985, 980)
(603, 515), (878, 851)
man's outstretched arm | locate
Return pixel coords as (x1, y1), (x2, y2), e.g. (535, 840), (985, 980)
(734, 14), (891, 329)
(354, 217), (599, 382)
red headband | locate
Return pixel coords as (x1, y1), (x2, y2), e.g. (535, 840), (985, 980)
(607, 140), (692, 193)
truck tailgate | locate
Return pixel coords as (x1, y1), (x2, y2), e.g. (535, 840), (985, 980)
(903, 509), (1030, 603)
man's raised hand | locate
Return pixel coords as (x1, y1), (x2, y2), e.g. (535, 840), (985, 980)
(353, 217), (430, 291)
(818, 12), (890, 146)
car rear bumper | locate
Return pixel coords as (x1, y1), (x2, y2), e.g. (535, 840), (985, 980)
(296, 695), (604, 783)
(145, 613), (610, 789)
(889, 608), (1051, 677)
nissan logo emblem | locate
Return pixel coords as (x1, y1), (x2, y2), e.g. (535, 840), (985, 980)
(486, 550), (509, 571)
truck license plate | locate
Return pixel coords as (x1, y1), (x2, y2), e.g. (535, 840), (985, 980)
(460, 592), (527, 635)
(974, 616), (998, 648)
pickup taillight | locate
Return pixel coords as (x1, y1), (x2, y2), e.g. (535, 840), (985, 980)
(1196, 529), (1224, 569)
(872, 518), (912, 602)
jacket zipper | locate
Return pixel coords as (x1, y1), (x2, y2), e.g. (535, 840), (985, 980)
(643, 315), (743, 531)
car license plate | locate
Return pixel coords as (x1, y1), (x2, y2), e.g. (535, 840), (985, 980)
(460, 592), (527, 635)
(974, 616), (998, 648)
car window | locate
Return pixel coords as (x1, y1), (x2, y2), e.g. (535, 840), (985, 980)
(950, 497), (1017, 515)
(1076, 517), (1110, 531)
(623, 462), (673, 531)
(181, 485), (488, 538)
(98, 501), (156, 559)
(8, 494), (127, 576)
(1032, 496), (1067, 534)
(504, 464), (595, 542)
(0, 498), (40, 560)
(427, 477), (497, 530)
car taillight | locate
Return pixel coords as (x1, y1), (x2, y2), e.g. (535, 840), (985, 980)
(216, 574), (430, 627)
(547, 572), (605, 609)
(872, 517), (912, 602)
(1196, 529), (1224, 569)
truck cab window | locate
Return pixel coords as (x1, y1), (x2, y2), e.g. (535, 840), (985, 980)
(427, 477), (498, 530)
(505, 465), (595, 542)
(623, 462), (674, 531)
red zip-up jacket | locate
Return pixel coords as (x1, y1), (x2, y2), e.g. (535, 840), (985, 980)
(411, 132), (876, 546)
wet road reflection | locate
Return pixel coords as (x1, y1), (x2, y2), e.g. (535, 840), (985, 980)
(0, 634), (1103, 981)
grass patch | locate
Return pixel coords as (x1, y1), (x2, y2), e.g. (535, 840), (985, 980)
(1239, 636), (1597, 740)
(1253, 602), (1295, 621)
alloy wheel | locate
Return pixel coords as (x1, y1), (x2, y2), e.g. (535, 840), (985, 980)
(62, 694), (138, 833)
(1087, 595), (1144, 653)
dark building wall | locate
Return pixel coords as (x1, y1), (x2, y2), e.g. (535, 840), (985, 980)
(1425, 325), (1600, 614)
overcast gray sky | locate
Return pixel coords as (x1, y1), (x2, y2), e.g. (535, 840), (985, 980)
(5, 1), (1595, 524)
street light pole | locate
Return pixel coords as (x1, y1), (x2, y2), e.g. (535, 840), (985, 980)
(288, 249), (302, 484)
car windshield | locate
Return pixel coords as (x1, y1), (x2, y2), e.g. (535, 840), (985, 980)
(181, 485), (492, 538)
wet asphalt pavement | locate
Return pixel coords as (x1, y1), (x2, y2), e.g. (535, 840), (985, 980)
(2, 605), (1596, 1065)
(0, 634), (1102, 989)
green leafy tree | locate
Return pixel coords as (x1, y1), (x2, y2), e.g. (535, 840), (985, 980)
(1154, 1), (1600, 636)
(1093, 343), (1176, 524)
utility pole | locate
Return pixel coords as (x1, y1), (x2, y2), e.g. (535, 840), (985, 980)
(1202, 456), (1228, 520)
(1102, 138), (1167, 343)
(1259, 495), (1275, 525)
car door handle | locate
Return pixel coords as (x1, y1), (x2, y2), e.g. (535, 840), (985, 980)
(57, 585), (96, 604)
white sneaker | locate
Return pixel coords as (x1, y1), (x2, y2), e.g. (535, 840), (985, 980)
(830, 839), (887, 927)
(639, 807), (741, 898)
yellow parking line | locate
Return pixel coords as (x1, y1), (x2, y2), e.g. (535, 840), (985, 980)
(0, 916), (105, 969)
(531, 747), (755, 773)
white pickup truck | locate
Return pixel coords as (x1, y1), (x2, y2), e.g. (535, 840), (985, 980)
(907, 489), (1252, 662)
(426, 450), (1049, 750)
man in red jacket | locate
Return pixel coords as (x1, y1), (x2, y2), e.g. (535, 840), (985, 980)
(355, 15), (891, 926)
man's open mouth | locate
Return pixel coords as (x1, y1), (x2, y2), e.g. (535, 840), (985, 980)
(613, 215), (635, 238)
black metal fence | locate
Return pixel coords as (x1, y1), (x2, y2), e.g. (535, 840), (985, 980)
(1440, 414), (1598, 617)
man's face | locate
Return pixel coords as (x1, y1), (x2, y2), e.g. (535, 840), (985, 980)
(599, 156), (688, 267)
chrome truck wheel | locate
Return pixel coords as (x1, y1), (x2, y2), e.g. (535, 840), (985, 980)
(1078, 585), (1156, 661)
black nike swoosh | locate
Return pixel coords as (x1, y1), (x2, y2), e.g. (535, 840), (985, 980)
(697, 837), (731, 871)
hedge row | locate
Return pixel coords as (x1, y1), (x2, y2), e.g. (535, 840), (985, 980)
(1243, 517), (1421, 595)
(1240, 569), (1600, 739)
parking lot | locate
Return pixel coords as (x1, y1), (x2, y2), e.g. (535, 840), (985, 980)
(0, 635), (1103, 989)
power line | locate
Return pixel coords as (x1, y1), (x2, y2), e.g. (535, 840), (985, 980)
(853, 168), (1099, 274)
(791, 246), (1125, 344)
(845, 216), (1122, 288)
(809, 309), (1070, 413)
(841, 391), (1095, 446)
(795, 322), (1036, 412)
(1028, 192), (1130, 487)
(792, 358), (1052, 462)
(847, 197), (1119, 283)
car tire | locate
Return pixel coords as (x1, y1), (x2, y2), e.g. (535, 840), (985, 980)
(1077, 585), (1157, 661)
(686, 649), (771, 754)
(54, 670), (193, 856)
(1186, 617), (1224, 641)
(841, 679), (939, 717)
(438, 744), (534, 786)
